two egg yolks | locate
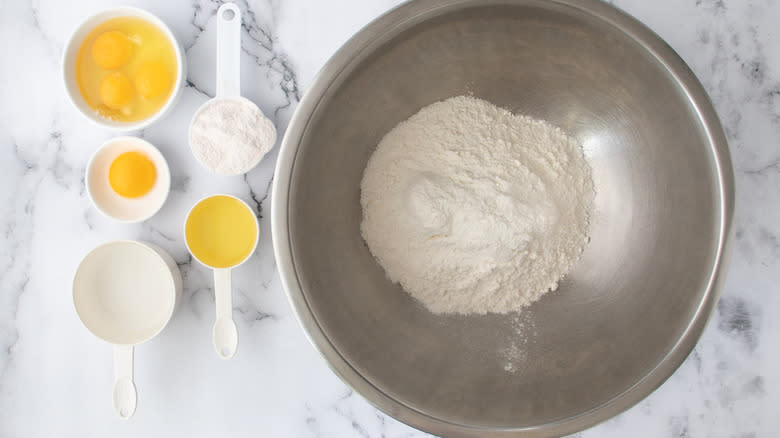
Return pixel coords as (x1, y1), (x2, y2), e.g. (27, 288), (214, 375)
(108, 152), (156, 198)
(97, 60), (170, 110)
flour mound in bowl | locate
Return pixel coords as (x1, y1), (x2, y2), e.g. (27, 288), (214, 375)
(360, 96), (594, 314)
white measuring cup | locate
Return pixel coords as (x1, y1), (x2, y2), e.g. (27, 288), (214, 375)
(184, 194), (259, 359)
(188, 2), (276, 175)
(73, 240), (181, 419)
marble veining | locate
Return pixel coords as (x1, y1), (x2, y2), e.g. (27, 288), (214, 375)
(0, 0), (778, 437)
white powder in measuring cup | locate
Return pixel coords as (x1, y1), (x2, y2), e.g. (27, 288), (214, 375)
(189, 97), (277, 175)
(360, 96), (594, 315)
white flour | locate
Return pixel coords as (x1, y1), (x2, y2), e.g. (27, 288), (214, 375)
(502, 313), (537, 373)
(189, 98), (276, 176)
(360, 96), (594, 314)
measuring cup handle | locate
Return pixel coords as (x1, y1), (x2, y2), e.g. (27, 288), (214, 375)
(113, 345), (137, 419)
(213, 268), (238, 359)
(216, 3), (241, 97)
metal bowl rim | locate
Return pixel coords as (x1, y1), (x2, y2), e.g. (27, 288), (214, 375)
(271, 0), (735, 436)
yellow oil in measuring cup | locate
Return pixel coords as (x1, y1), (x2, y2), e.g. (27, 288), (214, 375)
(184, 195), (258, 268)
(184, 194), (259, 359)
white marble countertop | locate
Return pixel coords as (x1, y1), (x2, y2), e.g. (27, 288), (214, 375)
(1, 0), (777, 436)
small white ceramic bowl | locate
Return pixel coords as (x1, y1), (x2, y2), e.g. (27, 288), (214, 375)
(62, 7), (186, 131)
(86, 136), (171, 222)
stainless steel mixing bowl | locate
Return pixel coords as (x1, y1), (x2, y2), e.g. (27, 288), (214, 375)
(271, 0), (734, 436)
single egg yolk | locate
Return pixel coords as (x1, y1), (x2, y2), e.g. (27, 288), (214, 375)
(99, 72), (133, 109)
(91, 31), (132, 69)
(108, 151), (157, 198)
(134, 61), (171, 99)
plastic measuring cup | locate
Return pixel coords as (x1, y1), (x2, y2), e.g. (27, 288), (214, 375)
(73, 240), (181, 419)
(184, 194), (259, 359)
(188, 2), (276, 175)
